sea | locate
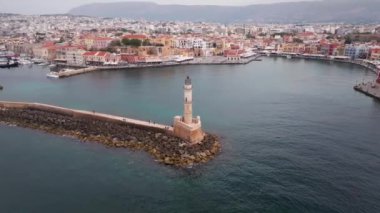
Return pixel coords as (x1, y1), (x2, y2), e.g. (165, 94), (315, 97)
(0, 57), (379, 212)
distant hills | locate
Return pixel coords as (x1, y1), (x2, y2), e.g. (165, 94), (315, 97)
(68, 0), (380, 23)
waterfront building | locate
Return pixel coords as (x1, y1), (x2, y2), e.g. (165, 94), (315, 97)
(370, 47), (380, 61)
(66, 49), (86, 66)
(344, 44), (370, 60)
(83, 51), (110, 65)
(173, 77), (204, 144)
(32, 42), (57, 61)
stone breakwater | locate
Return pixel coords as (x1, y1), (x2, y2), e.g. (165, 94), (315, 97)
(354, 82), (380, 101)
(0, 103), (221, 168)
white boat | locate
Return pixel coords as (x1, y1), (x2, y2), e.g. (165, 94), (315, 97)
(38, 62), (49, 66)
(19, 59), (33, 65)
(46, 72), (59, 79)
(286, 55), (292, 59)
(32, 58), (45, 64)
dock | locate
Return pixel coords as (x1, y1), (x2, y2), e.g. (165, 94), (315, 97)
(354, 82), (380, 101)
(47, 55), (262, 79)
(0, 100), (220, 167)
(0, 101), (173, 133)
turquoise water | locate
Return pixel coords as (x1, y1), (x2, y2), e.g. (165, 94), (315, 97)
(0, 58), (380, 212)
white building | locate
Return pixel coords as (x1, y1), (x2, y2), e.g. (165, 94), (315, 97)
(66, 49), (86, 66)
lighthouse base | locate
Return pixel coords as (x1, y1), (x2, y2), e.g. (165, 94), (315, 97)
(173, 116), (205, 144)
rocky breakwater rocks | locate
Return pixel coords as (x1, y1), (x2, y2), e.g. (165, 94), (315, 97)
(0, 107), (221, 167)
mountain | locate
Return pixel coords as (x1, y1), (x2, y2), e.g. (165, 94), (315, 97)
(68, 0), (380, 23)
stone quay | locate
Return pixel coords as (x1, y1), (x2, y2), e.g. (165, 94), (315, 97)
(354, 72), (380, 101)
(0, 78), (220, 167)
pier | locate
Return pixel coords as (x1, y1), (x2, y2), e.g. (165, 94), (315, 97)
(48, 55), (262, 79)
(354, 83), (380, 101)
(0, 77), (220, 167)
(0, 101), (220, 167)
(0, 101), (173, 132)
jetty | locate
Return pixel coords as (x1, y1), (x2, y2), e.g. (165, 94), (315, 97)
(47, 55), (262, 79)
(0, 101), (219, 167)
(0, 77), (220, 167)
(354, 83), (380, 101)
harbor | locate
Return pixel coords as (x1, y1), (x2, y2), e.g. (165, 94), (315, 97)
(1, 56), (380, 213)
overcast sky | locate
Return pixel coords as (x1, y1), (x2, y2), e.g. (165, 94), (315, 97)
(0, 0), (318, 15)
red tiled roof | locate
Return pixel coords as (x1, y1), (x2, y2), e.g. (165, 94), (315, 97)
(299, 32), (315, 37)
(123, 34), (147, 40)
(83, 51), (97, 56)
(94, 37), (113, 41)
(42, 41), (55, 48)
(96, 51), (107, 57)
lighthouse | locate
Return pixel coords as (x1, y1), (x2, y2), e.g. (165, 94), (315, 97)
(183, 76), (193, 124)
(173, 76), (205, 144)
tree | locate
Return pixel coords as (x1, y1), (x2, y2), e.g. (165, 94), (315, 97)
(129, 39), (142, 47)
(344, 35), (352, 44)
(122, 38), (142, 47)
(122, 38), (130, 46)
(110, 40), (121, 47)
(293, 38), (304, 43)
(142, 39), (151, 46)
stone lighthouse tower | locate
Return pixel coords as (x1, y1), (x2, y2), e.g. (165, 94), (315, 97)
(173, 76), (205, 144)
(183, 76), (193, 124)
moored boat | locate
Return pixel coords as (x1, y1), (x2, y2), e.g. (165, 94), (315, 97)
(46, 72), (60, 79)
(0, 57), (18, 68)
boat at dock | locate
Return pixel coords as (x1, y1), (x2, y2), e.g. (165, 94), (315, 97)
(46, 72), (59, 79)
(18, 59), (33, 65)
(38, 62), (50, 66)
(0, 57), (19, 68)
(31, 58), (46, 64)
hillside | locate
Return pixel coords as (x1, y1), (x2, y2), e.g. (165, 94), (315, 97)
(68, 0), (380, 23)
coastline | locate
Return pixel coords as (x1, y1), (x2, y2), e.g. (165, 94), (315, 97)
(267, 53), (379, 74)
(266, 53), (380, 100)
(50, 55), (262, 78)
(0, 102), (221, 168)
(354, 83), (380, 101)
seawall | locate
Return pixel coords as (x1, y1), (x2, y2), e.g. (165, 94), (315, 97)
(268, 53), (379, 74)
(50, 55), (262, 78)
(354, 83), (380, 101)
(0, 101), (221, 167)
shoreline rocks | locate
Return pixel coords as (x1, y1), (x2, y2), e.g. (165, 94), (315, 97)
(0, 108), (221, 168)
